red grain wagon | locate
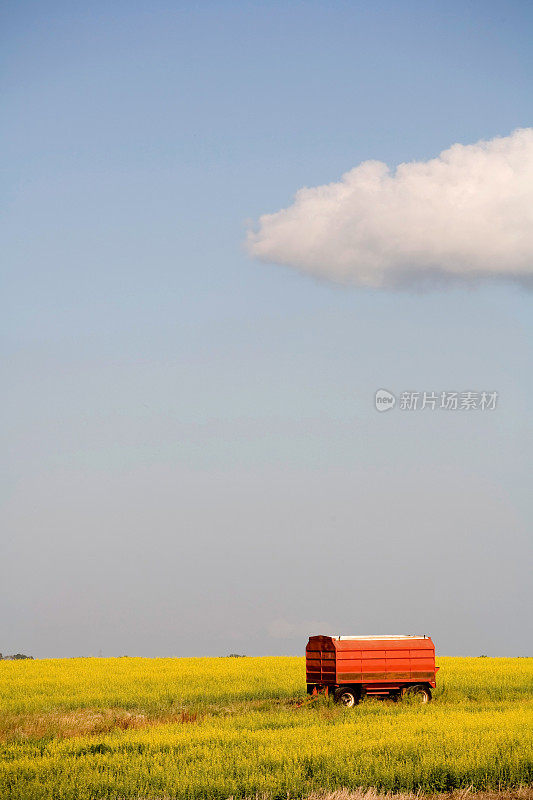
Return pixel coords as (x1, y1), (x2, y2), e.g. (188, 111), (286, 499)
(306, 634), (438, 706)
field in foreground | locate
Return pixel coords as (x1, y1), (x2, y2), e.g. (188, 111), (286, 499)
(0, 656), (532, 799)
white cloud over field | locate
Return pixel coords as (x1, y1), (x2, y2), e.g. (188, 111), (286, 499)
(247, 129), (533, 289)
(267, 619), (333, 639)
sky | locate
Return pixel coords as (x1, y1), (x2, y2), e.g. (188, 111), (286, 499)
(2, 1), (532, 658)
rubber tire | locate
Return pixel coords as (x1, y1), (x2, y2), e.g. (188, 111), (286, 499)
(334, 687), (358, 707)
(403, 684), (432, 703)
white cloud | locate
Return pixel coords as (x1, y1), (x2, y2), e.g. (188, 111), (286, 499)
(247, 129), (533, 289)
(267, 619), (332, 639)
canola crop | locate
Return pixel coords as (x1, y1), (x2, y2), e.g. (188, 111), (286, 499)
(0, 656), (532, 799)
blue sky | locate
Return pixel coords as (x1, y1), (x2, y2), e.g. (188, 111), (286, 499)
(2, 1), (532, 657)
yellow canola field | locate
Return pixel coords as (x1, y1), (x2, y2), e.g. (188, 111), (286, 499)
(0, 656), (532, 799)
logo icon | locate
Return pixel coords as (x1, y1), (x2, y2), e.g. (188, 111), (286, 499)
(375, 389), (396, 412)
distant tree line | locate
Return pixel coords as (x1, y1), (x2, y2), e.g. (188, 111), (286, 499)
(0, 653), (34, 660)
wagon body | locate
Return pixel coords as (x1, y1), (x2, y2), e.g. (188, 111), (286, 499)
(306, 634), (437, 700)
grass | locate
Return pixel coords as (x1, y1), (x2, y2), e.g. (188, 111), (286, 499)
(0, 657), (531, 799)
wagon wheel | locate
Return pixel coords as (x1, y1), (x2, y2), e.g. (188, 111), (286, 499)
(334, 687), (358, 707)
(403, 685), (432, 703)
